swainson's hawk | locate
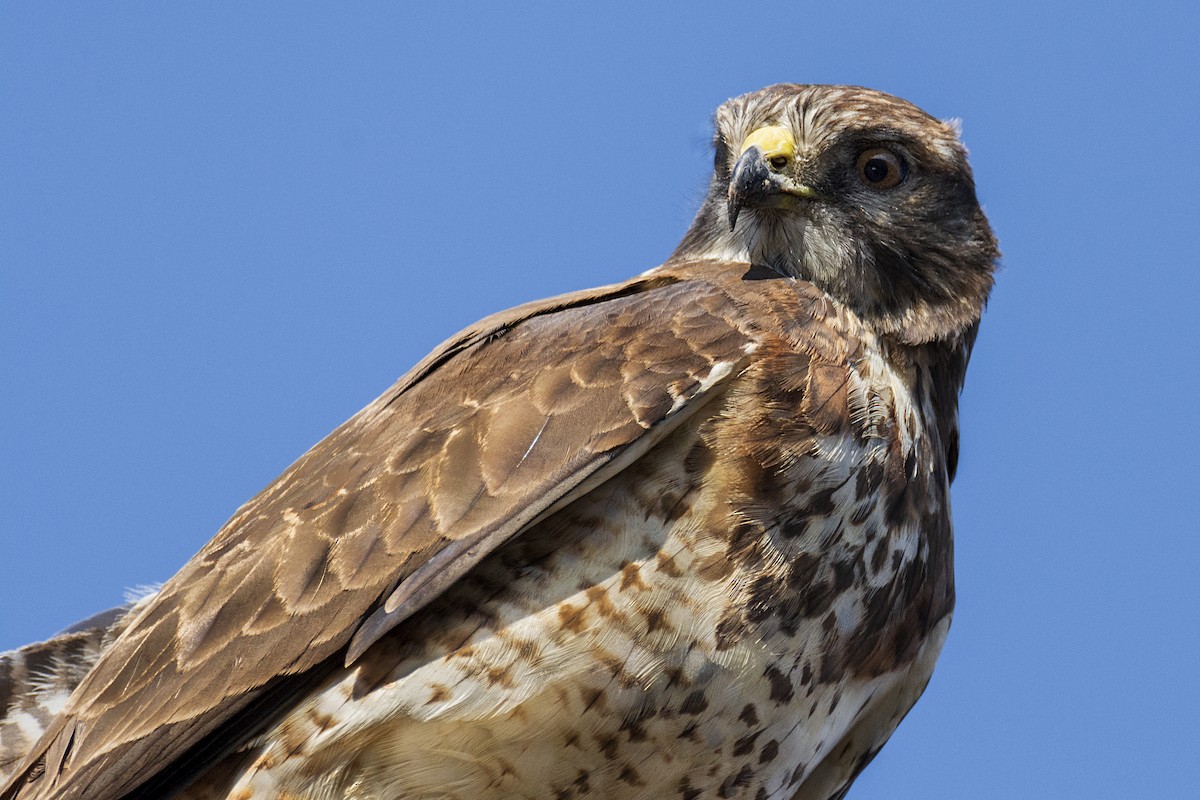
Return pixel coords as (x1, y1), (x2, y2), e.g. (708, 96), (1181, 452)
(1, 84), (997, 800)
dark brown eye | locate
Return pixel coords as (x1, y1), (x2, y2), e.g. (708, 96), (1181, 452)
(855, 148), (907, 190)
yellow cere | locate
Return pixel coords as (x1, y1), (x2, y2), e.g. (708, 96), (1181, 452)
(739, 126), (796, 160)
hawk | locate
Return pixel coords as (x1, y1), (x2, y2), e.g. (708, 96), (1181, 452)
(0, 84), (997, 800)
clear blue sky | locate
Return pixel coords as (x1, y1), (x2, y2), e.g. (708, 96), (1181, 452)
(2, 3), (1197, 797)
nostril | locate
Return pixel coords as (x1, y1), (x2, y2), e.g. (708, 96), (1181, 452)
(768, 156), (788, 170)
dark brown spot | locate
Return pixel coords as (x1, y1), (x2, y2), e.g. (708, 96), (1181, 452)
(855, 460), (884, 501)
(619, 562), (649, 592)
(512, 638), (540, 660)
(765, 665), (794, 704)
(832, 559), (856, 591)
(759, 739), (779, 764)
(597, 650), (628, 678)
(655, 551), (684, 577)
(485, 665), (515, 688)
(803, 486), (838, 517)
(643, 608), (671, 634)
(621, 719), (648, 742)
(788, 761), (808, 788)
(870, 539), (889, 573)
(680, 689), (709, 715)
(557, 602), (587, 633)
(788, 553), (821, 589)
(574, 770), (591, 792)
(714, 612), (742, 651)
(580, 686), (607, 714)
(801, 575), (837, 619)
(618, 765), (644, 786)
(738, 703), (759, 726)
(595, 733), (619, 759)
(585, 585), (618, 619)
(745, 575), (779, 625)
(779, 515), (807, 540)
(275, 720), (310, 756)
(306, 708), (337, 731)
(659, 489), (694, 522)
(726, 520), (765, 565)
(732, 731), (759, 756)
(718, 765), (754, 797)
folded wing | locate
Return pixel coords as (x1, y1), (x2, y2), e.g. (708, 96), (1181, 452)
(3, 262), (760, 800)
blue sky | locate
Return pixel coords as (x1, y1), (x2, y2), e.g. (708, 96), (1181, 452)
(2, 3), (1197, 797)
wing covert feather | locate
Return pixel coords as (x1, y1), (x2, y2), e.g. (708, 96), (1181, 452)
(3, 262), (764, 800)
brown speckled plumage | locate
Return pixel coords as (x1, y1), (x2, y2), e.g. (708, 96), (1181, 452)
(1, 84), (997, 800)
(0, 598), (152, 786)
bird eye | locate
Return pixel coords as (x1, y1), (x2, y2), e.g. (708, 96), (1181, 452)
(855, 148), (907, 190)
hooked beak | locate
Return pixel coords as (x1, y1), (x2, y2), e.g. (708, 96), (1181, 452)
(727, 125), (819, 229)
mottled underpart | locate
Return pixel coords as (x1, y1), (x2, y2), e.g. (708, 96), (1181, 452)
(186, 275), (960, 800)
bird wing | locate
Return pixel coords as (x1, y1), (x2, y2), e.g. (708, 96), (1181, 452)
(3, 260), (763, 800)
(0, 600), (147, 785)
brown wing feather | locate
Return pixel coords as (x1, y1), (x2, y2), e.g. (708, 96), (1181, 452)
(0, 600), (149, 785)
(3, 261), (762, 800)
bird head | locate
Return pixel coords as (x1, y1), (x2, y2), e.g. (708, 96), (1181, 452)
(672, 84), (999, 344)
